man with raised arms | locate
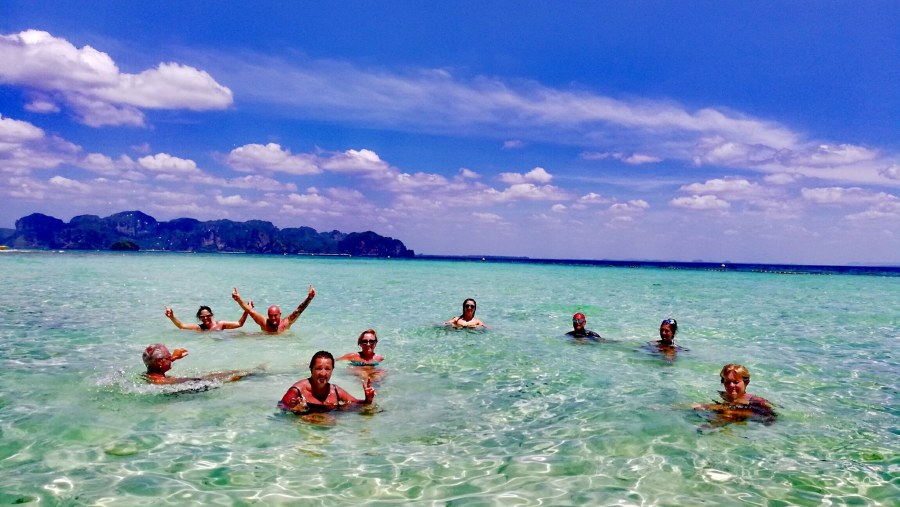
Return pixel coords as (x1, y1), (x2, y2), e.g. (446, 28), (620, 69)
(232, 285), (316, 334)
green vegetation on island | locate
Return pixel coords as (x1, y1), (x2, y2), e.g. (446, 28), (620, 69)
(1, 211), (414, 257)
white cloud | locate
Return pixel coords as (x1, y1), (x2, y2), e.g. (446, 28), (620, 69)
(458, 168), (480, 179)
(582, 151), (662, 165)
(764, 173), (801, 185)
(48, 175), (91, 192)
(610, 199), (650, 213)
(226, 143), (320, 175)
(0, 113), (44, 142)
(551, 204), (566, 212)
(680, 177), (765, 199)
(498, 166), (553, 184)
(880, 164), (900, 181)
(216, 194), (249, 206)
(138, 153), (202, 175)
(671, 195), (731, 210)
(801, 187), (898, 205)
(321, 149), (393, 177)
(0, 30), (232, 127)
(24, 96), (60, 113)
(845, 201), (900, 221)
(491, 183), (568, 202)
(471, 212), (504, 223)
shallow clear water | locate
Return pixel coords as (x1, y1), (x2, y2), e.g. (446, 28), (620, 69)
(0, 251), (897, 505)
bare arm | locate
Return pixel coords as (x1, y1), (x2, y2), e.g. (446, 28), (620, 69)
(336, 379), (375, 405)
(219, 300), (253, 330)
(233, 288), (267, 327)
(165, 306), (201, 331)
(285, 285), (316, 327)
(278, 385), (308, 413)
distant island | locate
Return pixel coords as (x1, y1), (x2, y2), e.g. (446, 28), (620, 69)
(0, 211), (414, 258)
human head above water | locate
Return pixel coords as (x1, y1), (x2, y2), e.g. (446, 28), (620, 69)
(309, 350), (335, 370)
(358, 329), (377, 345)
(196, 305), (213, 319)
(660, 318), (678, 334)
(142, 343), (170, 370)
(462, 298), (477, 312)
(719, 363), (751, 385)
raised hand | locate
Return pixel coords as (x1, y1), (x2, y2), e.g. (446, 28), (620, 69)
(362, 377), (376, 402)
(171, 348), (188, 360)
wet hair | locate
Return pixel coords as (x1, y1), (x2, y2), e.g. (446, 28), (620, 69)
(358, 328), (378, 344)
(142, 343), (170, 368)
(309, 350), (335, 369)
(660, 318), (678, 335)
(462, 298), (477, 310)
(196, 306), (213, 319)
(720, 364), (751, 385)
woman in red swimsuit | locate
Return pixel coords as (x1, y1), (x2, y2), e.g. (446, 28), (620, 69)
(279, 350), (376, 413)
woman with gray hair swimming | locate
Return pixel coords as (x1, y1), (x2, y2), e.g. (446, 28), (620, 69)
(142, 343), (251, 385)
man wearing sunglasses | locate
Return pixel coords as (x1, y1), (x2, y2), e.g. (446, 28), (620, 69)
(566, 312), (603, 341)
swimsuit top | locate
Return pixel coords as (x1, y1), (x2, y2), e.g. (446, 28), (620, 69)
(349, 360), (380, 367)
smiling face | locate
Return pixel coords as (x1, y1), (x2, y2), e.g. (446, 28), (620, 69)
(720, 371), (748, 402)
(309, 356), (334, 390)
(358, 331), (377, 351)
(197, 308), (213, 326)
(266, 305), (282, 328)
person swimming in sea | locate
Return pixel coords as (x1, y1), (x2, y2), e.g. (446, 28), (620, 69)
(693, 363), (776, 426)
(278, 350), (375, 414)
(566, 312), (605, 342)
(446, 298), (487, 329)
(645, 318), (686, 360)
(142, 343), (251, 385)
(164, 303), (252, 331)
(336, 329), (385, 382)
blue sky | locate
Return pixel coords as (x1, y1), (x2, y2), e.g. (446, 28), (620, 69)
(1, 2), (898, 264)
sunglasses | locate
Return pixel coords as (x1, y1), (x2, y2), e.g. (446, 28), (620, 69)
(463, 304), (476, 309)
(359, 339), (377, 345)
(198, 314), (213, 319)
(573, 319), (585, 324)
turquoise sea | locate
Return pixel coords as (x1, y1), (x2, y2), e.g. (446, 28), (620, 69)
(0, 251), (897, 505)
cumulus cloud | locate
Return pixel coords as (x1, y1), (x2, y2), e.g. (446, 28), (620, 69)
(458, 168), (480, 179)
(671, 195), (731, 210)
(610, 199), (650, 213)
(322, 149), (393, 177)
(215, 194), (249, 206)
(226, 143), (320, 175)
(0, 30), (233, 127)
(0, 113), (44, 142)
(880, 164), (900, 181)
(49, 175), (91, 192)
(138, 153), (202, 175)
(489, 182), (568, 202)
(680, 177), (766, 199)
(498, 166), (553, 184)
